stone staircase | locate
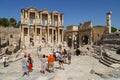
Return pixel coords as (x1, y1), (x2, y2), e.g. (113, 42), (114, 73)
(99, 52), (120, 68)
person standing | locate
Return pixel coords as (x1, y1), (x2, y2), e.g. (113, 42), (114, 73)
(58, 53), (64, 70)
(2, 55), (7, 67)
(41, 54), (47, 74)
(22, 54), (28, 77)
(48, 53), (54, 72)
(67, 50), (72, 65)
(62, 49), (67, 63)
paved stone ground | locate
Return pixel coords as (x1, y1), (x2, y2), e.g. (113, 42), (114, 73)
(0, 46), (120, 80)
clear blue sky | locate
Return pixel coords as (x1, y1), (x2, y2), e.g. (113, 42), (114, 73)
(0, 0), (120, 29)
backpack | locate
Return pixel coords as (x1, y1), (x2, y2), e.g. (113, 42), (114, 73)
(31, 58), (34, 63)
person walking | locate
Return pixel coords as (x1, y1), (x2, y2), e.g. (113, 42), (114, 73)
(41, 54), (47, 74)
(22, 54), (29, 77)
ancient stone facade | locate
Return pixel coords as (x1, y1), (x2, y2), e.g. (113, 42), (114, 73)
(21, 7), (64, 46)
(64, 12), (112, 48)
(78, 21), (93, 46)
(64, 21), (109, 48)
(64, 25), (78, 48)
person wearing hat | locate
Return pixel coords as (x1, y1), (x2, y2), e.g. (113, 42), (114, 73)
(48, 53), (54, 72)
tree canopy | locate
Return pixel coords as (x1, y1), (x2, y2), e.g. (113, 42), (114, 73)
(9, 18), (17, 27)
(0, 17), (20, 28)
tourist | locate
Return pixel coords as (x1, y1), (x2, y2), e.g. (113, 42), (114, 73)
(22, 54), (29, 77)
(40, 54), (47, 74)
(67, 49), (72, 65)
(58, 53), (64, 70)
(99, 44), (104, 57)
(62, 49), (67, 63)
(27, 54), (33, 72)
(37, 45), (42, 58)
(2, 55), (7, 67)
(48, 53), (54, 72)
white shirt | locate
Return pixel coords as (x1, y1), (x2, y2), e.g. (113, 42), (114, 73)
(2, 56), (6, 62)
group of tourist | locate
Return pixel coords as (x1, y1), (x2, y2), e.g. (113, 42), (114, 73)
(40, 48), (72, 74)
(22, 54), (33, 77)
(21, 46), (72, 77)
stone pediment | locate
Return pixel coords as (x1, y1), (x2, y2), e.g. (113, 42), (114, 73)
(53, 11), (59, 14)
(41, 8), (49, 13)
(27, 7), (37, 11)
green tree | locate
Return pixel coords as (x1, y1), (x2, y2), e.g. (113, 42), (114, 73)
(111, 27), (117, 32)
(2, 18), (9, 27)
(9, 18), (17, 27)
(0, 18), (4, 26)
(16, 21), (21, 28)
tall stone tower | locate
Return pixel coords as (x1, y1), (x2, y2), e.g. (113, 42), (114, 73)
(106, 11), (112, 33)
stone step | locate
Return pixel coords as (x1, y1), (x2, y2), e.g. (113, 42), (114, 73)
(101, 57), (113, 65)
(105, 55), (120, 64)
(99, 58), (112, 67)
(103, 56), (119, 64)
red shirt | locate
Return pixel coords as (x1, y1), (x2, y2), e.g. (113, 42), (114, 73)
(48, 55), (54, 62)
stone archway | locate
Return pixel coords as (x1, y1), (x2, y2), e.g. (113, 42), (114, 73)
(81, 35), (89, 45)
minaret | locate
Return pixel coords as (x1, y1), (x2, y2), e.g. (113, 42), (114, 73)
(106, 11), (112, 33)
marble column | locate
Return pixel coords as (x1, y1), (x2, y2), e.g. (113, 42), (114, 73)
(28, 27), (30, 44)
(40, 27), (42, 42)
(52, 14), (54, 26)
(58, 14), (61, 26)
(34, 27), (36, 44)
(47, 27), (49, 42)
(61, 15), (64, 26)
(40, 13), (42, 25)
(21, 27), (24, 44)
(55, 29), (57, 42)
(52, 29), (54, 43)
(58, 28), (60, 43)
(62, 29), (63, 42)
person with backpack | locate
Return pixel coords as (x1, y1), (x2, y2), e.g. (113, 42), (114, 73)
(27, 54), (33, 72)
(58, 53), (64, 70)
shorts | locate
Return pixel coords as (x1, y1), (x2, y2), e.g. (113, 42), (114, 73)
(59, 60), (64, 63)
(68, 56), (71, 60)
(48, 62), (54, 68)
